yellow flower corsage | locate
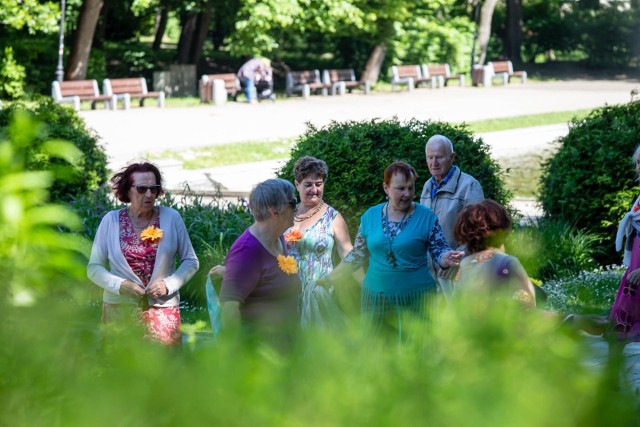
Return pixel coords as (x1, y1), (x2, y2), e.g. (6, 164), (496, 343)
(284, 229), (303, 243)
(140, 225), (163, 244)
(530, 277), (542, 287)
(277, 255), (298, 274)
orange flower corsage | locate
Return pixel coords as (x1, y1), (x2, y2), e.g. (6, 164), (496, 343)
(140, 225), (163, 244)
(284, 229), (303, 243)
(277, 255), (298, 274)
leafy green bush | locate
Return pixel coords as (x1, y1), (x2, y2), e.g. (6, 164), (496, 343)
(0, 110), (90, 305)
(277, 118), (511, 235)
(539, 100), (640, 264)
(0, 46), (26, 100)
(0, 34), (57, 95)
(0, 98), (109, 202)
(508, 218), (598, 282)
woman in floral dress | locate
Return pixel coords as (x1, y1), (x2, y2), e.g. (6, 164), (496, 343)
(284, 156), (353, 328)
(88, 162), (199, 345)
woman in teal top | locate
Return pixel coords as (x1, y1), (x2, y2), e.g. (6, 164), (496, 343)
(321, 162), (463, 340)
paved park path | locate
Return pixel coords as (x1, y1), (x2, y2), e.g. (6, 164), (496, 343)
(80, 79), (637, 175)
(80, 78), (640, 389)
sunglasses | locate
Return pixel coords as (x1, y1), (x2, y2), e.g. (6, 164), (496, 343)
(134, 185), (161, 195)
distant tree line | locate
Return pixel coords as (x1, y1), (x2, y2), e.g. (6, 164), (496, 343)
(0, 0), (638, 96)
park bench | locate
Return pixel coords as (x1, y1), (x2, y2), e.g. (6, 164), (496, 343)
(103, 77), (165, 109)
(322, 69), (371, 95)
(199, 73), (241, 104)
(390, 65), (435, 92)
(51, 80), (117, 111)
(423, 64), (465, 87)
(285, 70), (331, 98)
(487, 61), (527, 85)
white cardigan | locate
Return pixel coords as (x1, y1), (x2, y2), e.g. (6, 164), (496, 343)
(87, 206), (199, 307)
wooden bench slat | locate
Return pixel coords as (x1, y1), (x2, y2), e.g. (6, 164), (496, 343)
(286, 69), (331, 98)
(199, 73), (240, 103)
(52, 79), (118, 111)
(103, 77), (165, 108)
(486, 60), (527, 85)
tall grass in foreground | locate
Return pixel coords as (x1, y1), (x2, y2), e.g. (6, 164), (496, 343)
(2, 294), (637, 427)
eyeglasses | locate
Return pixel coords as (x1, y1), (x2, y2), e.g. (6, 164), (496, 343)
(134, 185), (161, 195)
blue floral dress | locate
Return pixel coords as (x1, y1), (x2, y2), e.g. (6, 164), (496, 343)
(286, 205), (346, 328)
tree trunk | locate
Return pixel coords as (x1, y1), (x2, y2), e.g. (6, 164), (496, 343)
(176, 13), (198, 64)
(361, 43), (387, 83)
(505, 0), (523, 65)
(189, 0), (214, 65)
(476, 0), (499, 65)
(153, 3), (170, 51)
(65, 0), (104, 80)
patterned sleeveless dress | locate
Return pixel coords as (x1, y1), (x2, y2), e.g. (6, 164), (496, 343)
(286, 205), (346, 328)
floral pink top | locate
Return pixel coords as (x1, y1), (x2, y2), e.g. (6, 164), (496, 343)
(119, 209), (160, 286)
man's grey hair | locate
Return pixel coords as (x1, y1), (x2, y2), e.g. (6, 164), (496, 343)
(426, 134), (454, 154)
(249, 178), (296, 222)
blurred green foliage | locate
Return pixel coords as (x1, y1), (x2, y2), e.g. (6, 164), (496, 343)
(277, 118), (511, 237)
(0, 111), (90, 306)
(2, 288), (638, 426)
(0, 47), (26, 100)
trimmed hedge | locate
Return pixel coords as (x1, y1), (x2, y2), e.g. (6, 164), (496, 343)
(0, 97), (109, 202)
(277, 118), (511, 235)
(539, 100), (640, 264)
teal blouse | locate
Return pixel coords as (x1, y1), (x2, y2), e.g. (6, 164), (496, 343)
(357, 202), (441, 296)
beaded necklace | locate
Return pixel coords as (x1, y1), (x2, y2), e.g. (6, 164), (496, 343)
(294, 200), (324, 222)
(383, 202), (412, 268)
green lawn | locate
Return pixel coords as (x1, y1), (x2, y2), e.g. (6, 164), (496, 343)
(149, 108), (588, 168)
(146, 139), (295, 169)
(466, 109), (591, 133)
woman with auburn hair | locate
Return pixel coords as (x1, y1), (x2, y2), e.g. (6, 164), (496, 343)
(452, 199), (536, 308)
(453, 199), (609, 336)
(320, 161), (463, 340)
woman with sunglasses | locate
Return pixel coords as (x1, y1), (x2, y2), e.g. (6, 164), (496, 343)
(88, 162), (199, 345)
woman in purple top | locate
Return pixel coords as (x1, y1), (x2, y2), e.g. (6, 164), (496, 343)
(219, 178), (302, 350)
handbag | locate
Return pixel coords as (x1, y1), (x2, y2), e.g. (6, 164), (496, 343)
(205, 275), (222, 336)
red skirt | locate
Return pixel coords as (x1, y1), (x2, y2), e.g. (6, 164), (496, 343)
(102, 302), (182, 346)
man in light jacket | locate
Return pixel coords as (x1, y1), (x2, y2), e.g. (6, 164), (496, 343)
(420, 134), (484, 299)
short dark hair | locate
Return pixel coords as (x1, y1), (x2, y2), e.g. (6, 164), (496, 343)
(454, 199), (512, 254)
(293, 156), (328, 183)
(111, 162), (164, 203)
(384, 161), (418, 186)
